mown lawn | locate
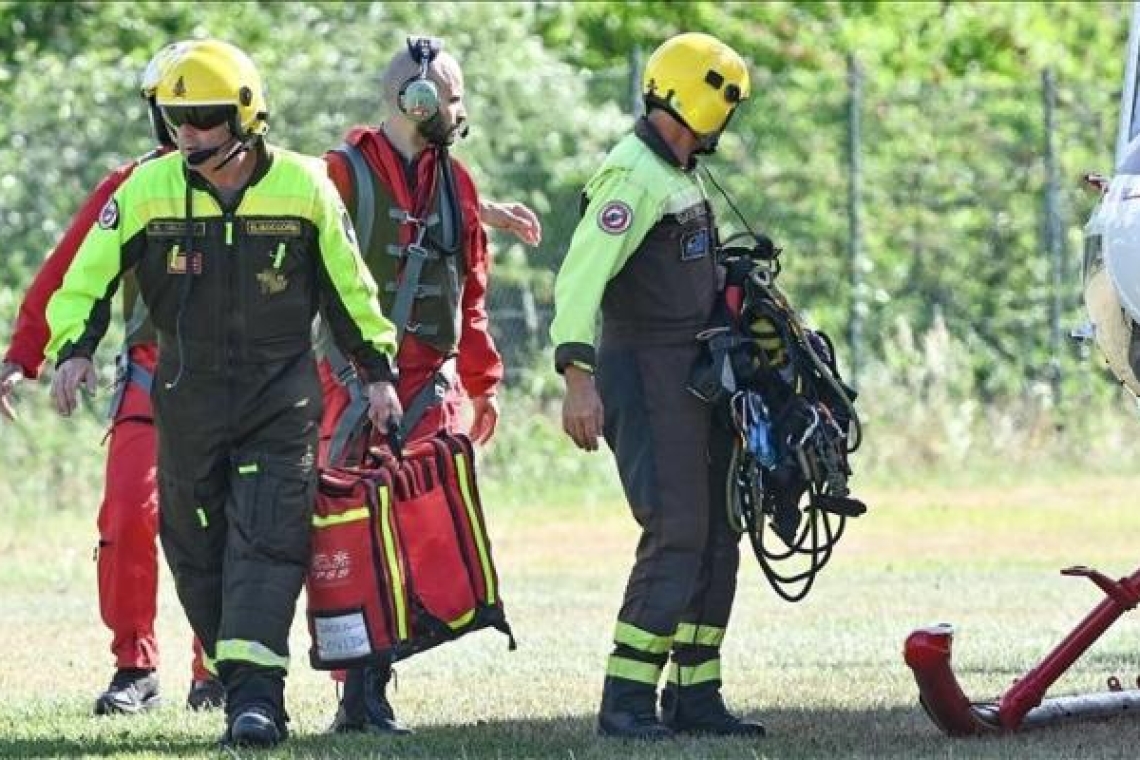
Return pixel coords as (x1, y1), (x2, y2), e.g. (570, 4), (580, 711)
(2, 469), (1139, 759)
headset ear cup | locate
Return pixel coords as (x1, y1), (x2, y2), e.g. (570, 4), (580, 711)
(399, 35), (444, 122)
(398, 78), (440, 122)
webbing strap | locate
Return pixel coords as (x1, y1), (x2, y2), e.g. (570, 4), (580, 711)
(327, 367), (371, 467)
(336, 142), (376, 256)
(400, 366), (451, 438)
(105, 357), (154, 422)
(389, 243), (432, 345)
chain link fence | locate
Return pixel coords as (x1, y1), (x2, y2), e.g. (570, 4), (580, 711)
(449, 59), (1119, 399)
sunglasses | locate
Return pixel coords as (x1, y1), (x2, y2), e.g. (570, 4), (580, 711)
(162, 105), (234, 131)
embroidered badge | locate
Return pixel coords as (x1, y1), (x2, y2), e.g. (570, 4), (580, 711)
(246, 219), (302, 236)
(597, 200), (633, 235)
(166, 245), (203, 274)
(147, 220), (206, 237)
(680, 228), (710, 261)
(256, 269), (289, 296)
(98, 198), (119, 230)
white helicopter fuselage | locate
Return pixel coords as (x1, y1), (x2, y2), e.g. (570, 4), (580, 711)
(1080, 2), (1140, 396)
(1082, 175), (1140, 395)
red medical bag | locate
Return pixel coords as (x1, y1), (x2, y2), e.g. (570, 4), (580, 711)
(306, 432), (513, 669)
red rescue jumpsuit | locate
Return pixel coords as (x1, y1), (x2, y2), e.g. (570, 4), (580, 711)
(3, 148), (208, 680)
(318, 127), (502, 453)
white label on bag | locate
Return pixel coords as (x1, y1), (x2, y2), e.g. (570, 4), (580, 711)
(314, 612), (371, 661)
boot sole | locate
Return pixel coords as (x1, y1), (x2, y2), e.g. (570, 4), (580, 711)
(94, 694), (162, 716)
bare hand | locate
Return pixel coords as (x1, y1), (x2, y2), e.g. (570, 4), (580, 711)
(0, 361), (24, 421)
(366, 380), (403, 434)
(479, 199), (542, 247)
(469, 392), (499, 445)
(561, 366), (604, 452)
(51, 356), (98, 417)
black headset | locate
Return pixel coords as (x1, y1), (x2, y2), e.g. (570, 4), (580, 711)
(398, 36), (444, 123)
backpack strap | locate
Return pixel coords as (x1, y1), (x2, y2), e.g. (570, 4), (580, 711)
(322, 142), (379, 466)
(324, 146), (462, 464)
(333, 142), (376, 256)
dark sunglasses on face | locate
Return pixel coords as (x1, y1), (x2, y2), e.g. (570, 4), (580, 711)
(162, 105), (234, 131)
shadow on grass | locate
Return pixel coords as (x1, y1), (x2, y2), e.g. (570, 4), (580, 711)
(0, 735), (209, 759)
(8, 705), (1138, 760)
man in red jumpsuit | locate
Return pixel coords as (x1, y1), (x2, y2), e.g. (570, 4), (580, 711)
(0, 43), (223, 715)
(317, 36), (540, 733)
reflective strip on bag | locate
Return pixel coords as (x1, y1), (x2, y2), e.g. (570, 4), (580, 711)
(377, 484), (409, 640)
(216, 639), (289, 671)
(311, 505), (369, 528)
(446, 608), (476, 630)
(614, 621), (673, 655)
(453, 452), (496, 604)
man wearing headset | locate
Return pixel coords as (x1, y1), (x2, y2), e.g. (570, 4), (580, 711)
(46, 39), (400, 749)
(550, 33), (766, 739)
(318, 35), (532, 735)
(0, 42), (224, 716)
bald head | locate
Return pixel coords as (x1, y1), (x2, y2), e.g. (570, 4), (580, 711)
(381, 42), (465, 118)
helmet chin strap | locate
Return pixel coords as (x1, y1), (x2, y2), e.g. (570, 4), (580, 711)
(186, 136), (249, 169)
(694, 107), (738, 156)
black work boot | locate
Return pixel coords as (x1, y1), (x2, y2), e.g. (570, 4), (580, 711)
(186, 676), (226, 711)
(329, 661), (412, 735)
(219, 664), (290, 749)
(94, 668), (161, 715)
(660, 682), (765, 737)
(224, 703), (286, 749)
(597, 677), (673, 740)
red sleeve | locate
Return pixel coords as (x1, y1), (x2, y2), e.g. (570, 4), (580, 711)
(453, 162), (503, 398)
(324, 149), (353, 206)
(4, 162), (137, 377)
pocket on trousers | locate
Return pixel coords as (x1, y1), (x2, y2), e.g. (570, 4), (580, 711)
(231, 454), (315, 564)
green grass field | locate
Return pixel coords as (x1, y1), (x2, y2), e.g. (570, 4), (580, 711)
(2, 463), (1140, 759)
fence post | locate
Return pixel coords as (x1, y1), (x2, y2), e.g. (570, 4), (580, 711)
(846, 54), (864, 385)
(630, 47), (644, 117)
(1042, 67), (1064, 405)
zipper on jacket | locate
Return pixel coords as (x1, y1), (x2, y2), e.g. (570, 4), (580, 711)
(225, 214), (240, 368)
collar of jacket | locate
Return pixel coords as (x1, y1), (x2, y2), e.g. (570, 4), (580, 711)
(634, 116), (697, 172)
(182, 140), (274, 198)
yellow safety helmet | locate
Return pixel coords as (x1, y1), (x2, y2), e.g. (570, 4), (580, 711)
(154, 39), (269, 140)
(141, 41), (194, 147)
(140, 41), (193, 100)
(643, 32), (750, 137)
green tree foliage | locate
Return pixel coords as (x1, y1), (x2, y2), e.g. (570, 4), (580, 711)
(0, 0), (1132, 399)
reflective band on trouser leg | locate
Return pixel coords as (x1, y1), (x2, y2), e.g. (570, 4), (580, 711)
(201, 649), (218, 677)
(666, 657), (721, 687)
(216, 639), (290, 671)
(614, 620), (673, 655)
(606, 654), (664, 686)
(673, 622), (725, 648)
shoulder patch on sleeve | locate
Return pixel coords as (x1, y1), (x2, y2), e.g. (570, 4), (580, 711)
(98, 198), (119, 230)
(597, 200), (633, 235)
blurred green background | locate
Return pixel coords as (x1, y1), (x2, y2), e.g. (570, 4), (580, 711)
(2, 0), (1139, 500)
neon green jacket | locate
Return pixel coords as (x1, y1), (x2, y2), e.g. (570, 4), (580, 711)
(46, 147), (396, 382)
(551, 118), (716, 373)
